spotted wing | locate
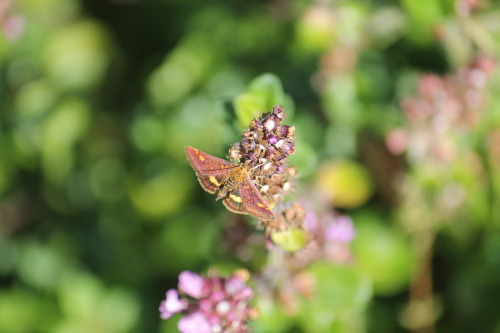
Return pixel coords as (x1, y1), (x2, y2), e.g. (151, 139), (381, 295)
(185, 146), (239, 194)
(196, 174), (230, 194)
(185, 146), (238, 176)
(238, 174), (276, 220)
(222, 187), (247, 215)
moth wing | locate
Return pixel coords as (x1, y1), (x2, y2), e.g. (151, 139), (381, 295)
(222, 187), (247, 215)
(238, 174), (276, 220)
(185, 146), (239, 176)
(197, 174), (227, 194)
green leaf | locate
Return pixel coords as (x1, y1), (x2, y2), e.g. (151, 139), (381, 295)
(401, 0), (445, 43)
(233, 73), (286, 129)
(352, 215), (414, 295)
(150, 209), (219, 273)
(233, 92), (266, 129)
(253, 295), (293, 333)
(248, 73), (285, 108)
(322, 74), (360, 127)
(271, 228), (308, 252)
(57, 271), (139, 333)
(41, 21), (110, 91)
(298, 263), (372, 332)
(294, 6), (336, 53)
(128, 168), (193, 219)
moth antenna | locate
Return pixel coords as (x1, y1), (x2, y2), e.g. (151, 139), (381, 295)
(248, 158), (270, 171)
(250, 163), (264, 170)
(251, 175), (268, 188)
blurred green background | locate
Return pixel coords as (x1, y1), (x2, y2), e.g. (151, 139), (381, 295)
(2, 0), (500, 332)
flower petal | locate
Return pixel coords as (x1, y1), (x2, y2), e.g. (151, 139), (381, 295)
(159, 300), (172, 319)
(178, 271), (206, 298)
(178, 312), (211, 333)
(159, 289), (188, 320)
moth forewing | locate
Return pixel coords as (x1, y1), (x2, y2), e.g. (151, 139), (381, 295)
(185, 146), (238, 194)
(185, 146), (239, 176)
(238, 174), (276, 220)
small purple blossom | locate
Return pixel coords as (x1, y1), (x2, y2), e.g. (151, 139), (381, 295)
(325, 216), (356, 243)
(159, 289), (188, 319)
(178, 312), (211, 333)
(302, 202), (320, 232)
(267, 134), (279, 144)
(226, 275), (245, 294)
(179, 271), (206, 298)
(1, 0), (26, 42)
(3, 15), (25, 41)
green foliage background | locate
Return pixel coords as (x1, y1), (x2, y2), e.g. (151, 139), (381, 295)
(1, 0), (500, 332)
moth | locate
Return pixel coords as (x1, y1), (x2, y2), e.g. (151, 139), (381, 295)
(185, 146), (276, 220)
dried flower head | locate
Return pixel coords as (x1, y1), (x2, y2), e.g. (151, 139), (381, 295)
(229, 106), (305, 234)
(159, 270), (257, 333)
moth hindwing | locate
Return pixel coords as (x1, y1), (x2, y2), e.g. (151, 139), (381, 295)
(185, 146), (276, 220)
(223, 172), (276, 220)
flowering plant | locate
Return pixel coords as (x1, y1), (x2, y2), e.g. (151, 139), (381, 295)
(159, 101), (359, 332)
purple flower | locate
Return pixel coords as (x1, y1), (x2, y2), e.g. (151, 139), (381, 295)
(160, 270), (256, 333)
(325, 216), (356, 243)
(3, 15), (25, 41)
(267, 134), (278, 144)
(178, 312), (211, 333)
(225, 275), (245, 294)
(302, 202), (320, 232)
(237, 287), (254, 301)
(159, 289), (188, 319)
(179, 271), (206, 298)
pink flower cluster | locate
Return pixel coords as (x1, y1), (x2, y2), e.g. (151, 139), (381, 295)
(159, 271), (256, 333)
(386, 56), (497, 162)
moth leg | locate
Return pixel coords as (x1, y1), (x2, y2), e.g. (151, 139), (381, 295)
(250, 174), (267, 187)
